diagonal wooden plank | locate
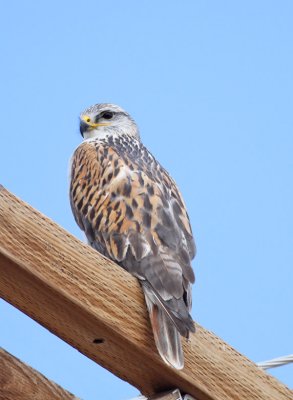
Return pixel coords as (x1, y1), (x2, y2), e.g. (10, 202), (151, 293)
(0, 348), (80, 400)
(0, 186), (291, 400)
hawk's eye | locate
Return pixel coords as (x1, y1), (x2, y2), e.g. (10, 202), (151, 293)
(101, 111), (114, 120)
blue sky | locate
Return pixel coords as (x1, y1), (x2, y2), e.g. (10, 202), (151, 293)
(0, 1), (292, 398)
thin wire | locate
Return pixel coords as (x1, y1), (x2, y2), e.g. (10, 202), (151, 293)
(257, 354), (293, 370)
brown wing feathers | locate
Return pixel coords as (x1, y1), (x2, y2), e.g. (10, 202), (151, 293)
(70, 136), (196, 369)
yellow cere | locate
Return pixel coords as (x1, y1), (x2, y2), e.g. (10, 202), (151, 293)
(81, 115), (111, 128)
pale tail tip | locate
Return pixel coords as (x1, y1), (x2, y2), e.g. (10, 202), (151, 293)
(159, 349), (184, 370)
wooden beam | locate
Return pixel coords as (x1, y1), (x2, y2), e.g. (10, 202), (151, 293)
(0, 348), (79, 400)
(0, 186), (291, 400)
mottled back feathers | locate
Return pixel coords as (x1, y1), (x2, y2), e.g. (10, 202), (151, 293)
(70, 108), (196, 369)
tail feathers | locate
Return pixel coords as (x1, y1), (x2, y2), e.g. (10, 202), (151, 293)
(144, 293), (184, 370)
(142, 281), (195, 338)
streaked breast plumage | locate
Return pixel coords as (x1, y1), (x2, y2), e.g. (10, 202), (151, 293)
(69, 103), (196, 369)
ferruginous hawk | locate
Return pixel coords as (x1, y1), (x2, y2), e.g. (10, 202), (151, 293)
(69, 103), (196, 369)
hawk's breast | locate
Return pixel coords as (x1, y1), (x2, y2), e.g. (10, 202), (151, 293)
(70, 135), (195, 301)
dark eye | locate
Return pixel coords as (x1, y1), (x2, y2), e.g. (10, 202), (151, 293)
(101, 111), (114, 120)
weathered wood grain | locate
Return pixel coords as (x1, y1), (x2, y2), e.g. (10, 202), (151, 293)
(0, 348), (79, 400)
(0, 187), (291, 400)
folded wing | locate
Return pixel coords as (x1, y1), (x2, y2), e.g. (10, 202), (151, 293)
(70, 137), (196, 368)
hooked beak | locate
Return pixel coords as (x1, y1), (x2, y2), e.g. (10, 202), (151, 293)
(80, 120), (89, 137)
(79, 115), (110, 137)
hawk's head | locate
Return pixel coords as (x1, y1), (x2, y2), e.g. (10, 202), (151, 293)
(79, 103), (139, 140)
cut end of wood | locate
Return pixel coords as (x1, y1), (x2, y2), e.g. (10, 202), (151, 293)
(0, 184), (5, 192)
